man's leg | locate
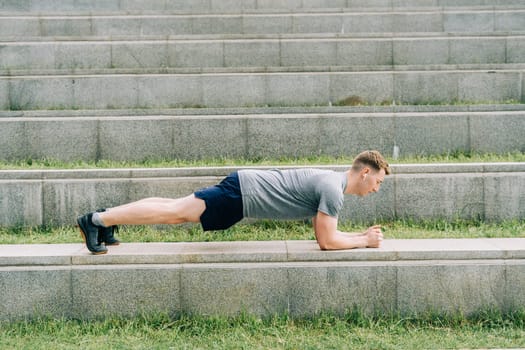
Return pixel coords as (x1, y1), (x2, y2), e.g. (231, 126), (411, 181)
(98, 195), (205, 226)
(78, 194), (205, 254)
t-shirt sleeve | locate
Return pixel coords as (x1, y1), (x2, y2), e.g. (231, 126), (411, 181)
(316, 181), (344, 218)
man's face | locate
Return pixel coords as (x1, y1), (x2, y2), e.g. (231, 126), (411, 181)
(358, 168), (386, 196)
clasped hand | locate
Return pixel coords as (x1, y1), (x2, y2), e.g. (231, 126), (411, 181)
(364, 225), (383, 248)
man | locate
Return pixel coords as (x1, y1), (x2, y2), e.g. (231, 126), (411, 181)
(77, 150), (391, 254)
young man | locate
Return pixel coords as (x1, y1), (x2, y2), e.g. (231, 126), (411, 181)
(77, 150), (391, 254)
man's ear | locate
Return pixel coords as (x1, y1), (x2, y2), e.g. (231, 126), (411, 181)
(361, 167), (371, 176)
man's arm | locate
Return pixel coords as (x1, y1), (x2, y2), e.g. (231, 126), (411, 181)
(313, 211), (383, 250)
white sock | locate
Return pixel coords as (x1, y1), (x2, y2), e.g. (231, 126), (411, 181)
(91, 212), (108, 227)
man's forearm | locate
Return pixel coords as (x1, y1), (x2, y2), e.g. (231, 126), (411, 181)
(318, 231), (368, 250)
(337, 230), (366, 237)
(313, 213), (382, 250)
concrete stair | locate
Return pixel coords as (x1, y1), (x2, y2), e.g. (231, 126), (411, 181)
(2, 107), (525, 162)
(1, 0), (524, 14)
(0, 1), (524, 163)
(4, 34), (525, 72)
(1, 238), (525, 320)
(2, 8), (525, 37)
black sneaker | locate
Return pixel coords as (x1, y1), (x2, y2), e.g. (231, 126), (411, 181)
(96, 209), (120, 246)
(77, 213), (108, 255)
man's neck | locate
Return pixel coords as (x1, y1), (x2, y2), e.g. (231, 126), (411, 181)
(343, 170), (359, 195)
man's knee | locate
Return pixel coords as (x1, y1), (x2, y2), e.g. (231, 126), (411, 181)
(167, 194), (206, 224)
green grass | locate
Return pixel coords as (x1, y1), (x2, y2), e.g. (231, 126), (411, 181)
(2, 309), (525, 349)
(1, 219), (524, 245)
(1, 152), (524, 170)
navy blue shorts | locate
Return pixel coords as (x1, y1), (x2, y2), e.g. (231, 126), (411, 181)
(194, 172), (244, 231)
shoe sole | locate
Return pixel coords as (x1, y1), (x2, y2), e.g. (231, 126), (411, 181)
(77, 224), (108, 255)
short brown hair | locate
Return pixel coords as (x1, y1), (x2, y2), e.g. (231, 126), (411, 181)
(352, 150), (391, 175)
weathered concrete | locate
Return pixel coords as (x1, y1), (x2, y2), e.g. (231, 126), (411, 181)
(1, 111), (523, 162)
(0, 163), (524, 227)
(1, 0), (523, 168)
(0, 69), (523, 110)
(1, 102), (524, 117)
(1, 8), (525, 38)
(1, 0), (524, 15)
(2, 35), (525, 71)
(1, 0), (524, 14)
(0, 239), (524, 320)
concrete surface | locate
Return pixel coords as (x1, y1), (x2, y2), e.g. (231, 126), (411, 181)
(2, 9), (525, 37)
(0, 238), (524, 320)
(1, 0), (524, 14)
(3, 35), (524, 71)
(0, 69), (523, 110)
(1, 111), (524, 162)
(1, 1), (523, 164)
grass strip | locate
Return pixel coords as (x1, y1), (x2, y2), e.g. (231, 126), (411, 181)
(1, 309), (524, 349)
(0, 152), (524, 170)
(1, 219), (523, 244)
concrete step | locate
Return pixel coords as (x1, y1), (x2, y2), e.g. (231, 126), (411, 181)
(1, 0), (524, 14)
(5, 64), (525, 77)
(3, 102), (524, 117)
(1, 110), (524, 162)
(2, 34), (525, 72)
(1, 163), (524, 227)
(0, 238), (524, 320)
(1, 9), (524, 37)
(1, 68), (523, 110)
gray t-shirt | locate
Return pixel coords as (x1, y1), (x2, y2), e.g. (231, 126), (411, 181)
(238, 168), (347, 220)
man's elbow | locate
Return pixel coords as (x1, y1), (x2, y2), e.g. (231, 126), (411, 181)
(317, 240), (328, 250)
(316, 236), (338, 250)
(318, 242), (332, 250)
